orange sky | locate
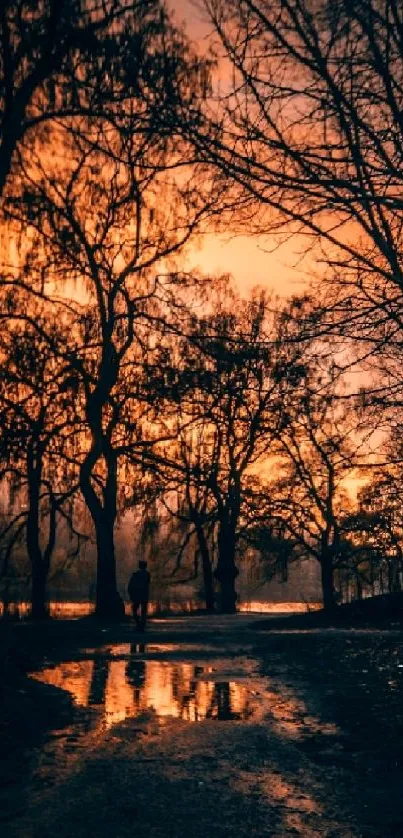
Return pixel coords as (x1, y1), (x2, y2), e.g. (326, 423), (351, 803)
(182, 233), (310, 297)
(167, 1), (312, 298)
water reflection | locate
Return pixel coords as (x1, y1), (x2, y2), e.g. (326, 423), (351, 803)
(30, 646), (254, 728)
(88, 656), (109, 706)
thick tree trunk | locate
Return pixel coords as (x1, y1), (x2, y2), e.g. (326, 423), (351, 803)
(80, 342), (126, 619)
(320, 553), (336, 612)
(194, 523), (215, 611)
(80, 442), (124, 620)
(27, 513), (49, 619)
(31, 562), (49, 620)
(218, 573), (237, 612)
(26, 442), (50, 619)
(94, 518), (125, 619)
(355, 572), (363, 600)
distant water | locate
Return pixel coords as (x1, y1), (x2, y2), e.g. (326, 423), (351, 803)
(0, 600), (321, 619)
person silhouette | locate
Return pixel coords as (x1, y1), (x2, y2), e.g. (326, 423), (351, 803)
(128, 560), (150, 631)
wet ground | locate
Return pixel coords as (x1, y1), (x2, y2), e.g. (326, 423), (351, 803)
(2, 615), (403, 837)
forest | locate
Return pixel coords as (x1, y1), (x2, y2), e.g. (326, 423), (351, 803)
(1, 0), (403, 620)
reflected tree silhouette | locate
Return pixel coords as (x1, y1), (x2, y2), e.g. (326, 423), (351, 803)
(126, 644), (146, 709)
(88, 657), (110, 707)
(207, 682), (242, 721)
(171, 665), (181, 704)
(179, 666), (203, 721)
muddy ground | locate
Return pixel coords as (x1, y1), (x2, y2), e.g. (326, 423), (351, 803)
(1, 614), (403, 837)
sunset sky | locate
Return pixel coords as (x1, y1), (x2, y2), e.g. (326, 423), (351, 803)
(166, 0), (312, 298)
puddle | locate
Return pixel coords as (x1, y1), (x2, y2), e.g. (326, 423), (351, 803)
(29, 643), (341, 742)
(29, 645), (260, 729)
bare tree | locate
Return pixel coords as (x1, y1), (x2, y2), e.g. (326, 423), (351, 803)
(151, 281), (308, 612)
(199, 0), (403, 362)
(1, 4), (218, 618)
(0, 1), (168, 198)
(150, 400), (219, 612)
(341, 454), (403, 598)
(251, 363), (368, 609)
(0, 309), (84, 618)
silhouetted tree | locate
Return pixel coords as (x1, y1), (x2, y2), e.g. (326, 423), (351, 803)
(0, 311), (84, 618)
(200, 0), (403, 374)
(341, 467), (403, 598)
(122, 328), (218, 611)
(2, 4), (217, 618)
(152, 282), (308, 612)
(1, 1), (212, 202)
(154, 409), (218, 612)
(252, 363), (366, 610)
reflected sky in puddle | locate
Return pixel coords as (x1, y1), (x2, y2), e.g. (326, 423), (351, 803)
(29, 642), (340, 743)
(30, 644), (257, 728)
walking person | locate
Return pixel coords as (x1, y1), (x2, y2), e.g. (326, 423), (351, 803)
(128, 560), (150, 631)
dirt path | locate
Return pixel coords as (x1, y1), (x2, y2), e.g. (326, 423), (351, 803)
(3, 616), (403, 837)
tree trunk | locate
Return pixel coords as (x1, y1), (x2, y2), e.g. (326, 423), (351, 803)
(94, 518), (125, 619)
(320, 552), (336, 612)
(193, 521), (215, 611)
(80, 444), (125, 620)
(355, 571), (363, 600)
(26, 441), (50, 619)
(31, 562), (49, 620)
(27, 506), (49, 620)
(88, 657), (110, 705)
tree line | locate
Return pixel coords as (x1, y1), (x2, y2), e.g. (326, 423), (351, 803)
(1, 0), (402, 618)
